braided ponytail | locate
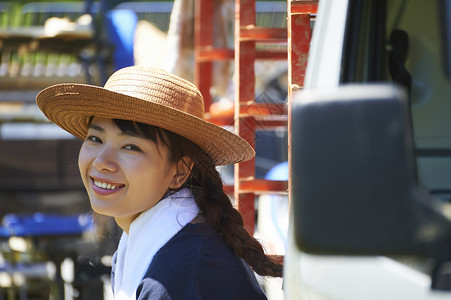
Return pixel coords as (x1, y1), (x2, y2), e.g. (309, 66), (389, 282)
(191, 160), (283, 277)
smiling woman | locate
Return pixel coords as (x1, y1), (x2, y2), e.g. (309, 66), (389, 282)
(78, 117), (180, 233)
(36, 66), (282, 300)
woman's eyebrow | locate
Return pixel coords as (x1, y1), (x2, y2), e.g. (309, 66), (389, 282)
(88, 124), (104, 132)
(88, 123), (140, 138)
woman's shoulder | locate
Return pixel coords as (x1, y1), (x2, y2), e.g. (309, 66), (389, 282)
(149, 222), (241, 273)
(138, 222), (267, 299)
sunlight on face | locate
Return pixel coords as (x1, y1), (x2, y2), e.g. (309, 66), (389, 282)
(78, 117), (177, 231)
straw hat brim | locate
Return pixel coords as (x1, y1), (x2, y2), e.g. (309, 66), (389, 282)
(36, 83), (255, 166)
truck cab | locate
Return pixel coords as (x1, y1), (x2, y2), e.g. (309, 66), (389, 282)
(286, 0), (451, 299)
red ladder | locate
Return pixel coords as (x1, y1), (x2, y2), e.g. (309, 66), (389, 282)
(194, 0), (318, 234)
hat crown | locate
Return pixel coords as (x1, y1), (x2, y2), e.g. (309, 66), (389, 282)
(104, 67), (205, 118)
(36, 66), (255, 165)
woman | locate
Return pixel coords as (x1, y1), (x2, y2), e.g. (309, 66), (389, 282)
(36, 66), (282, 299)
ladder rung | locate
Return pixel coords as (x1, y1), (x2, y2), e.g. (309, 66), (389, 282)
(253, 117), (288, 129)
(205, 102), (287, 127)
(224, 180), (288, 194)
(291, 1), (319, 14)
(197, 48), (234, 61)
(240, 102), (287, 116)
(241, 179), (288, 193)
(204, 114), (233, 127)
(197, 48), (287, 61)
(256, 50), (287, 60)
(240, 26), (287, 42)
(197, 48), (287, 62)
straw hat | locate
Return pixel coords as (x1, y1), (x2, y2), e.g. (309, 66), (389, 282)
(36, 66), (255, 166)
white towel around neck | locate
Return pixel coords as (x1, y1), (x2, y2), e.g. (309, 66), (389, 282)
(113, 188), (199, 300)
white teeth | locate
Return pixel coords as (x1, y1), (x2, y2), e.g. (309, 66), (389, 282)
(94, 180), (118, 190)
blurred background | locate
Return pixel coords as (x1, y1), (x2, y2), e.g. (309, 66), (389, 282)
(0, 0), (290, 299)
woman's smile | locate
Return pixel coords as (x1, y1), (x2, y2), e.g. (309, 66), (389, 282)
(90, 176), (125, 194)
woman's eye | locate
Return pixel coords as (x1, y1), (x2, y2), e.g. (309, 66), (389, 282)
(124, 144), (142, 152)
(86, 135), (102, 143)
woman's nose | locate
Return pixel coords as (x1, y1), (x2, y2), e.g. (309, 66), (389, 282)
(92, 146), (118, 172)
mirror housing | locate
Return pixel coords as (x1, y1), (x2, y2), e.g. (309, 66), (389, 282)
(291, 84), (451, 259)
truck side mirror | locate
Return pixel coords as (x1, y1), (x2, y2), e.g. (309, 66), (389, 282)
(291, 84), (451, 260)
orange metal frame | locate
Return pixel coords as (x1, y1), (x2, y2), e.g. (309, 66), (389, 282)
(194, 0), (318, 234)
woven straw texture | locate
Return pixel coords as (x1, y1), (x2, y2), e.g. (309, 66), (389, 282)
(36, 67), (255, 166)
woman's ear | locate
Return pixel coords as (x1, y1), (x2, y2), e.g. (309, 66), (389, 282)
(169, 156), (194, 189)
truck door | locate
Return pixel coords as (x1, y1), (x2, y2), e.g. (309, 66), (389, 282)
(286, 0), (451, 299)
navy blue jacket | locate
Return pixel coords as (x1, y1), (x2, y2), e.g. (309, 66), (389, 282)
(112, 223), (267, 300)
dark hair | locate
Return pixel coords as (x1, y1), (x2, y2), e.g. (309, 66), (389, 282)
(112, 119), (283, 277)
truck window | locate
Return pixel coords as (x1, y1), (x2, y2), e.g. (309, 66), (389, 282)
(340, 0), (451, 202)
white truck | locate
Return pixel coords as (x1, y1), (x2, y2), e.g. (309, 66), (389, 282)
(286, 0), (451, 299)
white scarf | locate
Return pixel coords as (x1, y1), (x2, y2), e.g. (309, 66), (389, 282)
(113, 188), (199, 300)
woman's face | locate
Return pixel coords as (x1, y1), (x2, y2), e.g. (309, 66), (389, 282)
(78, 117), (178, 231)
